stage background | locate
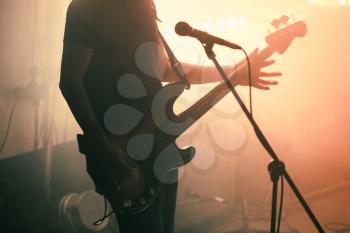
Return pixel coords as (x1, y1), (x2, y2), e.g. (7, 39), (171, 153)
(0, 0), (349, 232)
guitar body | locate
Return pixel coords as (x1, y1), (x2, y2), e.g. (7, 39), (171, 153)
(81, 82), (196, 215)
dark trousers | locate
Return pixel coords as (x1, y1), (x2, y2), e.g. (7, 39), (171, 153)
(113, 183), (177, 233)
(84, 151), (178, 233)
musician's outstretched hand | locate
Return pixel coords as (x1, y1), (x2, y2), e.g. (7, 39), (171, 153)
(237, 48), (282, 90)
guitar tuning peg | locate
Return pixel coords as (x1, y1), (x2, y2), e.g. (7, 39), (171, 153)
(271, 15), (290, 29)
(280, 15), (289, 25)
(271, 18), (280, 29)
(291, 13), (296, 23)
(267, 24), (272, 35)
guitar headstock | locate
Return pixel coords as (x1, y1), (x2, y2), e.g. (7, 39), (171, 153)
(266, 19), (307, 55)
(271, 15), (290, 29)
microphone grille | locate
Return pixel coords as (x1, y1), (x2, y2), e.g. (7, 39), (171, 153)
(175, 21), (192, 36)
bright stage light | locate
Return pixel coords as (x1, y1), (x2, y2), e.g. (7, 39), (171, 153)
(306, 0), (348, 6)
(215, 19), (225, 30)
(338, 0), (346, 6)
(203, 22), (213, 32)
(168, 17), (247, 35)
(239, 16), (247, 27)
(227, 18), (237, 29)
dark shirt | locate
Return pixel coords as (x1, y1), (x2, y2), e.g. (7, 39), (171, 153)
(63, 0), (167, 135)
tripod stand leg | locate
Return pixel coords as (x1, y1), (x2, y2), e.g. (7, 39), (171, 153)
(270, 179), (279, 233)
(283, 171), (325, 233)
(268, 160), (284, 233)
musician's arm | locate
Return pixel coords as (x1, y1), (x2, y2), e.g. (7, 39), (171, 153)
(60, 42), (137, 176)
(163, 49), (281, 90)
(164, 62), (241, 84)
(60, 43), (106, 142)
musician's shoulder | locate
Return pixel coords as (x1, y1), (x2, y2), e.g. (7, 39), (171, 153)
(67, 0), (105, 23)
(68, 0), (85, 8)
(67, 0), (101, 12)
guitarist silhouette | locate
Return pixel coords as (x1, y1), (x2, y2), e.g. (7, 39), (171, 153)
(59, 0), (291, 233)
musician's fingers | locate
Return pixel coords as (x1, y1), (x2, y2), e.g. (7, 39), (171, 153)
(258, 79), (278, 85)
(249, 48), (259, 57)
(123, 155), (139, 168)
(114, 153), (138, 170)
(260, 71), (282, 77)
(253, 84), (270, 90)
(260, 59), (275, 68)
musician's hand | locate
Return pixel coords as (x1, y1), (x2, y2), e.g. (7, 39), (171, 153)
(92, 136), (140, 181)
(237, 48), (282, 90)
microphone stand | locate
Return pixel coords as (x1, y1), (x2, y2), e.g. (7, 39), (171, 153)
(200, 41), (325, 233)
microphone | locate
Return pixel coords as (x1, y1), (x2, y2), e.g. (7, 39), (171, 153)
(175, 21), (242, 50)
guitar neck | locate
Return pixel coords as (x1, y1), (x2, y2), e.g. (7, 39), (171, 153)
(176, 46), (274, 135)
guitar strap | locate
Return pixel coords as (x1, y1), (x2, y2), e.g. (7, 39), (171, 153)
(157, 29), (191, 89)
